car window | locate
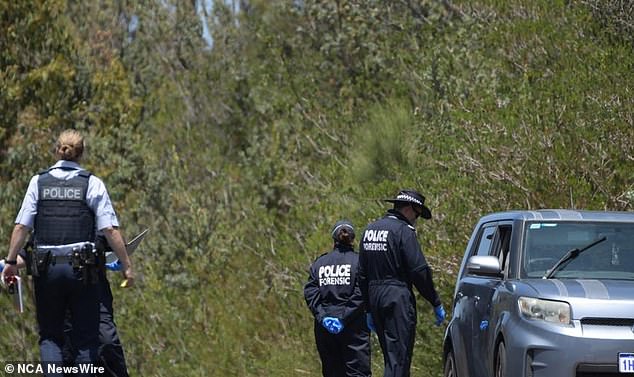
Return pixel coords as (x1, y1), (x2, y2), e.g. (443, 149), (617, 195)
(491, 225), (512, 274)
(522, 221), (634, 279)
(474, 226), (496, 257)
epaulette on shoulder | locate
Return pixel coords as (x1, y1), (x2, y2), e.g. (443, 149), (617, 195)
(77, 170), (92, 178)
(388, 214), (417, 232)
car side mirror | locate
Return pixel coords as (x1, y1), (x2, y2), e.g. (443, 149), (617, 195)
(467, 255), (502, 277)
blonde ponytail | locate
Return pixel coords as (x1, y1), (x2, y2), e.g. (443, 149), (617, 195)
(55, 129), (84, 162)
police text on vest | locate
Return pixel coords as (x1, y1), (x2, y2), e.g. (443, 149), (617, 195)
(42, 187), (82, 200)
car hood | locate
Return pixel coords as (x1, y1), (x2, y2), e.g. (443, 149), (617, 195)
(522, 279), (634, 300)
(521, 279), (634, 319)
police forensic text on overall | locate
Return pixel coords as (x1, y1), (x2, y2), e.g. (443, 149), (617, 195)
(318, 264), (352, 286)
(362, 229), (389, 251)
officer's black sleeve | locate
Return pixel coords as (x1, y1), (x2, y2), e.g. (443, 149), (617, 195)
(402, 230), (441, 307)
(303, 264), (327, 323)
(357, 240), (370, 311)
(340, 264), (365, 325)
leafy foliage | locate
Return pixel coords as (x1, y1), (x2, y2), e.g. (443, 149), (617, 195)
(1, 0), (633, 376)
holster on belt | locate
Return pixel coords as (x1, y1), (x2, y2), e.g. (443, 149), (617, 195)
(32, 250), (51, 278)
(71, 243), (105, 285)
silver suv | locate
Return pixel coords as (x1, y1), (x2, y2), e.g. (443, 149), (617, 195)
(443, 210), (634, 377)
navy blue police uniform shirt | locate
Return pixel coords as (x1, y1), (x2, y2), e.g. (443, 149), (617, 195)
(304, 244), (365, 326)
(358, 209), (441, 307)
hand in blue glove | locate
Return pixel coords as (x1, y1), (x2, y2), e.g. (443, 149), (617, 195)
(322, 317), (344, 334)
(434, 305), (446, 326)
(105, 260), (122, 272)
(366, 313), (376, 332)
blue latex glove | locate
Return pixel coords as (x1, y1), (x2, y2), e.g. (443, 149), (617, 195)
(366, 313), (376, 332)
(322, 317), (343, 334)
(105, 260), (122, 272)
(434, 305), (446, 326)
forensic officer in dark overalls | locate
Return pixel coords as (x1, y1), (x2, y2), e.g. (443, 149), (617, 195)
(304, 220), (371, 377)
(358, 190), (446, 377)
(4, 129), (134, 376)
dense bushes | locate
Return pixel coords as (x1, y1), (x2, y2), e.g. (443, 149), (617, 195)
(1, 1), (633, 376)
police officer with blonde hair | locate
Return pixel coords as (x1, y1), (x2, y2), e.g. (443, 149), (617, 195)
(304, 220), (371, 377)
(4, 129), (134, 376)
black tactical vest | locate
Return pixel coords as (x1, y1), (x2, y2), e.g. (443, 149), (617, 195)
(34, 168), (95, 245)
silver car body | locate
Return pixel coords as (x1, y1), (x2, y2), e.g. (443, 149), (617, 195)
(443, 209), (634, 377)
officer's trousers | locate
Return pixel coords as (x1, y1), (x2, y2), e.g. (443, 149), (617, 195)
(369, 281), (416, 377)
(62, 274), (129, 377)
(97, 275), (129, 377)
(314, 314), (371, 377)
(34, 264), (100, 377)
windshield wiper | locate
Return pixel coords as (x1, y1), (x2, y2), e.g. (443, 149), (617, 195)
(542, 236), (607, 279)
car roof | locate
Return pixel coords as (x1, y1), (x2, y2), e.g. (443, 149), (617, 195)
(478, 209), (634, 223)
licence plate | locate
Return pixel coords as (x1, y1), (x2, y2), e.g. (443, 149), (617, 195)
(619, 353), (634, 373)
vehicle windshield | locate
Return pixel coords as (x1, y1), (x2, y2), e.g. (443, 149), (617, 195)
(522, 221), (634, 280)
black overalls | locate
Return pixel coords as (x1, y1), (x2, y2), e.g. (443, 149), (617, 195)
(358, 210), (440, 377)
(304, 244), (371, 377)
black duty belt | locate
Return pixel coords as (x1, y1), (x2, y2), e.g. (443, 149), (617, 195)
(37, 253), (73, 265)
(33, 244), (104, 284)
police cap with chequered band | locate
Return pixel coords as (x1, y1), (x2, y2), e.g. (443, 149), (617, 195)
(384, 189), (432, 219)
